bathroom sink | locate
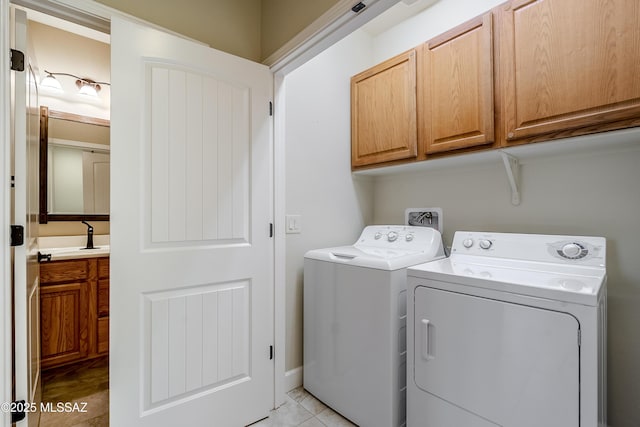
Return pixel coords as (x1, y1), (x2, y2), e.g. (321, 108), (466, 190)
(39, 235), (110, 261)
(40, 245), (110, 260)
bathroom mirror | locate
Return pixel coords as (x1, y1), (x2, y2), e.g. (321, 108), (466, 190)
(39, 106), (110, 223)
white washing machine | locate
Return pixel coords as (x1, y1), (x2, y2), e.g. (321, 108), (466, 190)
(304, 225), (445, 427)
(407, 231), (607, 427)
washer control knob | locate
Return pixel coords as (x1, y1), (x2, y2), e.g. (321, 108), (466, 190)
(561, 243), (583, 258)
(462, 238), (474, 248)
(387, 231), (398, 242)
(405, 233), (414, 242)
(374, 232), (382, 240)
(479, 239), (493, 250)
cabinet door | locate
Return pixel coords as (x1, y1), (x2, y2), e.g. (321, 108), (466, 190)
(500, 0), (640, 144)
(420, 12), (494, 154)
(40, 282), (89, 368)
(351, 49), (417, 168)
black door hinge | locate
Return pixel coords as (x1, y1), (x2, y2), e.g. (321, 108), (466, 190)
(351, 2), (366, 13)
(269, 223), (274, 238)
(11, 400), (26, 423)
(269, 101), (273, 116)
(11, 225), (24, 247)
(10, 49), (25, 72)
(269, 345), (274, 360)
(11, 175), (15, 188)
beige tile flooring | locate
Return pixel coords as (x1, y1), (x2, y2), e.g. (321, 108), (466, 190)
(250, 387), (356, 427)
(38, 357), (354, 427)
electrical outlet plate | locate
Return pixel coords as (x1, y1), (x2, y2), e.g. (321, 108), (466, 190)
(405, 207), (443, 233)
(285, 215), (301, 234)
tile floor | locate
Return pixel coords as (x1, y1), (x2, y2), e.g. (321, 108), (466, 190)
(250, 387), (356, 427)
(38, 357), (354, 427)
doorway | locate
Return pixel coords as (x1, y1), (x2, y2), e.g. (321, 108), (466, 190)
(19, 6), (111, 426)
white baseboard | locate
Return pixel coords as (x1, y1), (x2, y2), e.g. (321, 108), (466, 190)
(284, 366), (303, 392)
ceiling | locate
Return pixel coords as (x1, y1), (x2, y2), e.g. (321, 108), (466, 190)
(361, 0), (440, 36)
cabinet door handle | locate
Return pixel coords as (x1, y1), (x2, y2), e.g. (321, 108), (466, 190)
(421, 319), (432, 360)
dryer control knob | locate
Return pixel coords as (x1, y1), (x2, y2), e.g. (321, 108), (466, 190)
(561, 243), (583, 258)
(374, 232), (382, 240)
(387, 231), (398, 242)
(479, 239), (493, 250)
(405, 233), (414, 242)
(462, 238), (474, 248)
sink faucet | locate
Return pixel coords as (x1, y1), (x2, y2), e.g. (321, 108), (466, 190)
(81, 221), (94, 249)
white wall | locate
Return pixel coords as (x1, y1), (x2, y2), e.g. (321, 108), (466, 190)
(29, 20), (110, 120)
(369, 0), (505, 62)
(281, 0), (507, 376)
(284, 29), (375, 370)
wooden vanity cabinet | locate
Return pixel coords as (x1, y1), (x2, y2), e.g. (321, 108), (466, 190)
(40, 256), (109, 369)
(351, 49), (418, 168)
(419, 12), (495, 155)
(499, 0), (640, 145)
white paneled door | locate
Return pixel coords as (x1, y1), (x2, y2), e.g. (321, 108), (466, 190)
(110, 17), (274, 426)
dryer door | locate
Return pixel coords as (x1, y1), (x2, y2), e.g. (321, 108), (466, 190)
(414, 285), (579, 427)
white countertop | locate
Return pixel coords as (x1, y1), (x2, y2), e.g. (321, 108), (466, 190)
(39, 235), (110, 260)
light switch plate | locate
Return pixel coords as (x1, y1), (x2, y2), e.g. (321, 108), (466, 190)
(285, 215), (301, 234)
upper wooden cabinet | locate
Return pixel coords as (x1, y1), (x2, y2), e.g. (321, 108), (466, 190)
(351, 49), (417, 168)
(420, 12), (495, 154)
(351, 0), (640, 170)
(500, 0), (640, 144)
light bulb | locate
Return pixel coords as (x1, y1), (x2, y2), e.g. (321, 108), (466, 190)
(78, 83), (98, 97)
(40, 74), (62, 91)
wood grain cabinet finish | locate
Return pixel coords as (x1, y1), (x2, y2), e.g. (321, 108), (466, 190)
(97, 257), (109, 354)
(500, 0), (640, 144)
(40, 282), (88, 368)
(420, 12), (495, 154)
(40, 256), (109, 369)
(351, 49), (417, 168)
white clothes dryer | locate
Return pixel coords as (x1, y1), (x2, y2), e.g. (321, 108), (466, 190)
(304, 225), (445, 427)
(407, 231), (607, 427)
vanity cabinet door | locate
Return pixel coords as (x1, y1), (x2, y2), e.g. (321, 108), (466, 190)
(420, 12), (494, 155)
(351, 49), (418, 168)
(40, 281), (89, 368)
(40, 257), (109, 368)
(500, 0), (640, 144)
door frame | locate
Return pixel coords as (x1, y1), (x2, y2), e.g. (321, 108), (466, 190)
(265, 0), (398, 398)
(0, 1), (398, 424)
(1, 0), (12, 424)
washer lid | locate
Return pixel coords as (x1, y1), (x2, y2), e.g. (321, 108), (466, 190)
(305, 245), (442, 270)
(304, 225), (445, 270)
